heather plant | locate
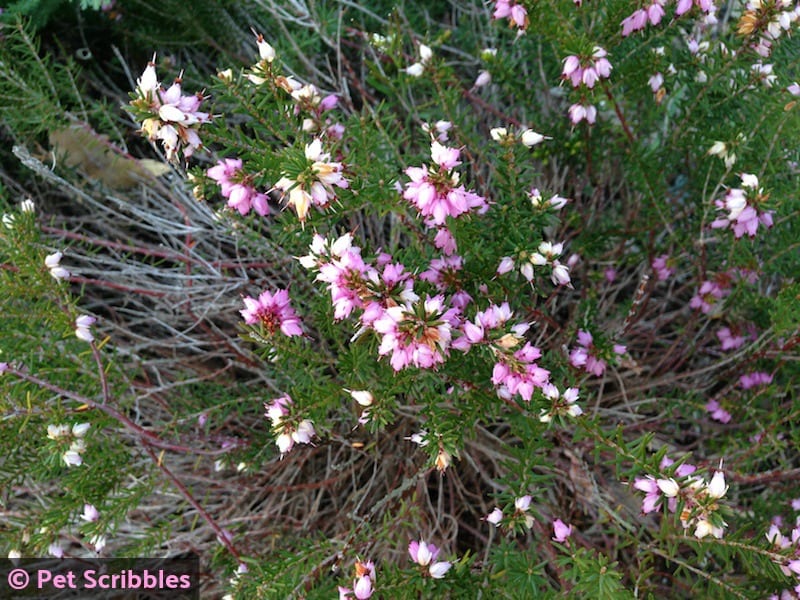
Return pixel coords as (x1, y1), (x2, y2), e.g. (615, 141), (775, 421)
(1, 1), (800, 598)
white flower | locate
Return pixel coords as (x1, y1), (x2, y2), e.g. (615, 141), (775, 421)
(63, 450), (83, 467)
(48, 543), (64, 558)
(45, 252), (71, 280)
(429, 561), (452, 579)
(8, 550), (21, 560)
(656, 478), (680, 497)
(739, 173), (759, 189)
(706, 471), (728, 499)
(406, 431), (428, 446)
(136, 55), (159, 95)
(474, 70), (491, 88)
(20, 199), (35, 212)
(419, 44), (433, 64)
(515, 495), (532, 511)
(549, 195), (569, 210)
(486, 507), (503, 525)
(75, 315), (96, 343)
(72, 423), (90, 438)
(520, 129), (548, 147)
(275, 432), (293, 454)
(256, 35), (276, 62)
(47, 424), (70, 440)
(292, 420), (315, 445)
(89, 535), (107, 553)
(347, 390), (374, 407)
(489, 127), (508, 141)
(552, 263), (571, 286)
(405, 62), (424, 77)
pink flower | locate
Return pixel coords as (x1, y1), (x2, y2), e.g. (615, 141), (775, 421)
(651, 254), (675, 281)
(716, 326), (746, 351)
(705, 399), (732, 424)
(689, 280), (729, 314)
(739, 371), (772, 390)
(493, 0), (528, 29)
(568, 103), (597, 125)
(317, 244), (376, 320)
(492, 342), (549, 401)
(408, 540), (439, 566)
(207, 158), (269, 216)
(240, 289), (303, 337)
(649, 72), (664, 93)
(552, 519), (573, 542)
(433, 227), (458, 255)
(402, 142), (488, 226)
(621, 9), (648, 36)
(81, 503), (100, 522)
(373, 295), (458, 371)
(569, 330), (623, 377)
(711, 177), (773, 238)
(633, 476), (662, 513)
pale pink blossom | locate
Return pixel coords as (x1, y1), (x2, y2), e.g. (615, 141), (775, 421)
(553, 519), (573, 542)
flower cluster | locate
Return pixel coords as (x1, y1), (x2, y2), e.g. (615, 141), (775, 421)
(711, 173), (774, 238)
(408, 540), (452, 579)
(402, 140), (488, 233)
(621, 0), (666, 37)
(339, 559), (375, 599)
(47, 423), (90, 467)
(129, 56), (210, 161)
(651, 254), (676, 281)
(562, 47), (612, 90)
(527, 187), (569, 212)
(264, 395), (315, 455)
(633, 458), (729, 539)
(766, 519), (800, 583)
(45, 251), (70, 281)
(346, 389), (374, 425)
(405, 43), (433, 77)
(705, 399), (732, 424)
(240, 289), (303, 338)
(492, 0), (528, 31)
(274, 138), (348, 223)
(561, 46), (613, 125)
(569, 330), (626, 377)
(538, 383), (582, 423)
(496, 241), (571, 287)
(739, 371), (773, 390)
(489, 126), (549, 148)
(485, 495), (535, 530)
(373, 295), (458, 371)
(286, 83), (343, 139)
(206, 159), (269, 217)
(717, 326), (748, 351)
(689, 278), (730, 315)
(75, 315), (97, 343)
(738, 0), (800, 57)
